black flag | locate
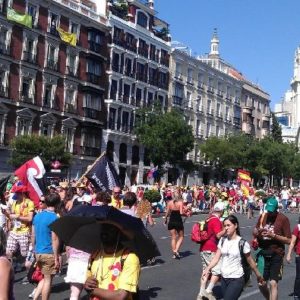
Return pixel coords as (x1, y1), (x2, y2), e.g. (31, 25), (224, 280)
(0, 175), (10, 196)
(85, 154), (121, 192)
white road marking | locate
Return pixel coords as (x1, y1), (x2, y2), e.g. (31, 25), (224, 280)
(141, 264), (163, 270)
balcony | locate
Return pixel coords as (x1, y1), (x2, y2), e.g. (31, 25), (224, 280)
(197, 83), (204, 90)
(66, 66), (77, 77)
(23, 51), (36, 64)
(88, 41), (101, 53)
(0, 86), (8, 98)
(173, 96), (183, 106)
(122, 95), (130, 104)
(121, 124), (133, 133)
(216, 112), (223, 120)
(150, 53), (159, 63)
(49, 26), (59, 37)
(64, 103), (77, 114)
(124, 69), (134, 78)
(124, 41), (137, 53)
(225, 94), (232, 102)
(217, 90), (224, 97)
(207, 86), (214, 94)
(83, 107), (101, 119)
(187, 77), (194, 85)
(0, 44), (10, 55)
(197, 105), (204, 113)
(138, 46), (148, 58)
(47, 59), (58, 71)
(174, 72), (183, 81)
(225, 116), (232, 123)
(207, 109), (214, 116)
(21, 91), (34, 104)
(81, 146), (101, 157)
(87, 72), (101, 85)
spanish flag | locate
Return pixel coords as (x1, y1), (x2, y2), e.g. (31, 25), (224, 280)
(57, 27), (77, 47)
(237, 169), (251, 196)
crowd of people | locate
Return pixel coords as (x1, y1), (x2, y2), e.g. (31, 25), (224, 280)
(0, 176), (300, 300)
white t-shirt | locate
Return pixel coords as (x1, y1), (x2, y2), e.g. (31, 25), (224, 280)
(218, 236), (250, 279)
(281, 190), (289, 200)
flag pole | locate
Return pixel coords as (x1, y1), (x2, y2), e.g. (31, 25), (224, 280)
(77, 151), (106, 184)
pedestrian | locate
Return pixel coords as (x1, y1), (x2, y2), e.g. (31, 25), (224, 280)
(111, 187), (123, 209)
(31, 193), (61, 300)
(202, 215), (265, 300)
(120, 192), (137, 217)
(6, 184), (35, 271)
(93, 191), (111, 206)
(197, 202), (225, 300)
(286, 216), (300, 300)
(84, 223), (140, 299)
(164, 194), (184, 259)
(136, 196), (154, 227)
(280, 186), (290, 213)
(253, 196), (291, 300)
(0, 227), (15, 300)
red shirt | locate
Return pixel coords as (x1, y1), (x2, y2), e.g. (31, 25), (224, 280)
(292, 224), (300, 255)
(200, 215), (222, 252)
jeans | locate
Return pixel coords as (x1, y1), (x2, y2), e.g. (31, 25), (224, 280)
(221, 276), (244, 300)
(294, 257), (300, 297)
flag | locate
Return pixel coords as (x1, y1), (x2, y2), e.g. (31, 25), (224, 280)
(237, 169), (251, 197)
(147, 166), (158, 179)
(14, 156), (46, 206)
(7, 8), (32, 28)
(57, 27), (77, 46)
(85, 154), (121, 192)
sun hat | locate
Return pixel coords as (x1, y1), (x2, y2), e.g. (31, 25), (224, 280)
(265, 196), (278, 213)
(213, 202), (225, 212)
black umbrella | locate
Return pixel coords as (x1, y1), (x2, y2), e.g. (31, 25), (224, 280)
(50, 205), (160, 264)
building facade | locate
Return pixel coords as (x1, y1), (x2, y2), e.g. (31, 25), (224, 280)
(101, 0), (171, 185)
(169, 31), (270, 185)
(0, 0), (109, 177)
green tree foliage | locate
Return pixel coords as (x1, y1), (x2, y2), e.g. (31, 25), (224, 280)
(10, 135), (72, 169)
(143, 189), (161, 203)
(135, 107), (194, 169)
(271, 113), (282, 143)
(200, 133), (299, 185)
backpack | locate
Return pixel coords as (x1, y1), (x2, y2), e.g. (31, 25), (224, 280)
(191, 216), (217, 244)
(220, 237), (251, 287)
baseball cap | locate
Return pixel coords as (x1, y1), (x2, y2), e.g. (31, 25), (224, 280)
(265, 196), (278, 213)
(213, 202), (225, 212)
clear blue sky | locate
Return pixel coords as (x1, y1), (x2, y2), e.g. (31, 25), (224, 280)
(155, 0), (300, 109)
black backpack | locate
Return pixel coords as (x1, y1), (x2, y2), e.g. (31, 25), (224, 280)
(238, 238), (252, 287)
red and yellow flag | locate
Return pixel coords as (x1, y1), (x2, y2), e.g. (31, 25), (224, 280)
(237, 169), (251, 196)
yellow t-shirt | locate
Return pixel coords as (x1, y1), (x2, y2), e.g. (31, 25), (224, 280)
(111, 197), (123, 209)
(12, 198), (35, 233)
(88, 249), (140, 299)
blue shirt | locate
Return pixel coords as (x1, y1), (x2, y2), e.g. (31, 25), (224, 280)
(33, 210), (58, 254)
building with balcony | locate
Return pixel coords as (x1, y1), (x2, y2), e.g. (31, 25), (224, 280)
(0, 0), (109, 176)
(170, 42), (243, 185)
(169, 30), (270, 185)
(101, 0), (171, 185)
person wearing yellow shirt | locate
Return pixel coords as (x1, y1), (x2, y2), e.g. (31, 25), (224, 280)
(111, 187), (123, 209)
(6, 185), (35, 266)
(85, 223), (140, 300)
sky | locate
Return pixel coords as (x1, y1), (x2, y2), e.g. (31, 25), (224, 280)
(155, 0), (300, 109)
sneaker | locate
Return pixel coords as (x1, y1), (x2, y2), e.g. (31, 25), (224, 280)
(28, 288), (36, 298)
(202, 290), (216, 300)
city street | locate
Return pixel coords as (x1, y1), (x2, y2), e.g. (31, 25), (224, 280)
(14, 211), (299, 300)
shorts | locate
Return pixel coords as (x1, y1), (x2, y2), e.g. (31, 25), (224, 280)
(36, 254), (56, 275)
(262, 252), (283, 282)
(200, 251), (221, 276)
(6, 231), (30, 257)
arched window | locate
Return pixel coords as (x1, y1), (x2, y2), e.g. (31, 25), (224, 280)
(119, 143), (127, 163)
(132, 145), (139, 165)
(137, 11), (148, 28)
(106, 141), (114, 161)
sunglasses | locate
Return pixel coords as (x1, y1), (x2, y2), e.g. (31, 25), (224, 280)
(40, 200), (45, 203)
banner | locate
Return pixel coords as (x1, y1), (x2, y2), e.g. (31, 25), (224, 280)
(237, 169), (251, 197)
(85, 153), (121, 192)
(15, 156), (46, 206)
(7, 8), (32, 28)
(57, 27), (77, 46)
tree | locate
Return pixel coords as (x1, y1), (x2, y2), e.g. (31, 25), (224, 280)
(10, 135), (72, 169)
(135, 108), (194, 169)
(271, 113), (282, 143)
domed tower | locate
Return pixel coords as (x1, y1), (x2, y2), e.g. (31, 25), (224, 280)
(209, 28), (219, 58)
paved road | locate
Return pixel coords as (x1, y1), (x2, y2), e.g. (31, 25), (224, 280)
(14, 211), (299, 300)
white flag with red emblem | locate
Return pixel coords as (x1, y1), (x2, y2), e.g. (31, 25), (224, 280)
(14, 156), (46, 206)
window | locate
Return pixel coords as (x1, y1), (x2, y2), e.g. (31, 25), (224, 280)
(63, 127), (74, 152)
(83, 94), (101, 111)
(67, 52), (77, 76)
(0, 27), (9, 54)
(88, 29), (103, 52)
(198, 73), (203, 86)
(41, 123), (52, 137)
(27, 3), (38, 27)
(216, 126), (220, 137)
(187, 68), (193, 83)
(23, 38), (36, 63)
(123, 84), (130, 103)
(70, 22), (79, 36)
(86, 59), (101, 84)
(136, 63), (145, 81)
(65, 89), (76, 105)
(136, 88), (142, 107)
(110, 79), (118, 100)
(47, 45), (57, 70)
(257, 119), (261, 129)
(207, 100), (212, 113)
(225, 106), (230, 120)
(216, 103), (221, 116)
(124, 57), (132, 76)
(196, 120), (201, 136)
(17, 118), (31, 136)
(43, 84), (52, 107)
(49, 12), (59, 35)
(187, 91), (192, 108)
(175, 63), (182, 78)
(137, 11), (148, 28)
(174, 82), (183, 105)
(109, 108), (116, 130)
(121, 111), (129, 132)
(147, 92), (153, 107)
(0, 69), (8, 97)
(206, 123), (211, 138)
(112, 52), (120, 72)
(21, 78), (34, 103)
(82, 131), (100, 148)
(197, 96), (202, 111)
